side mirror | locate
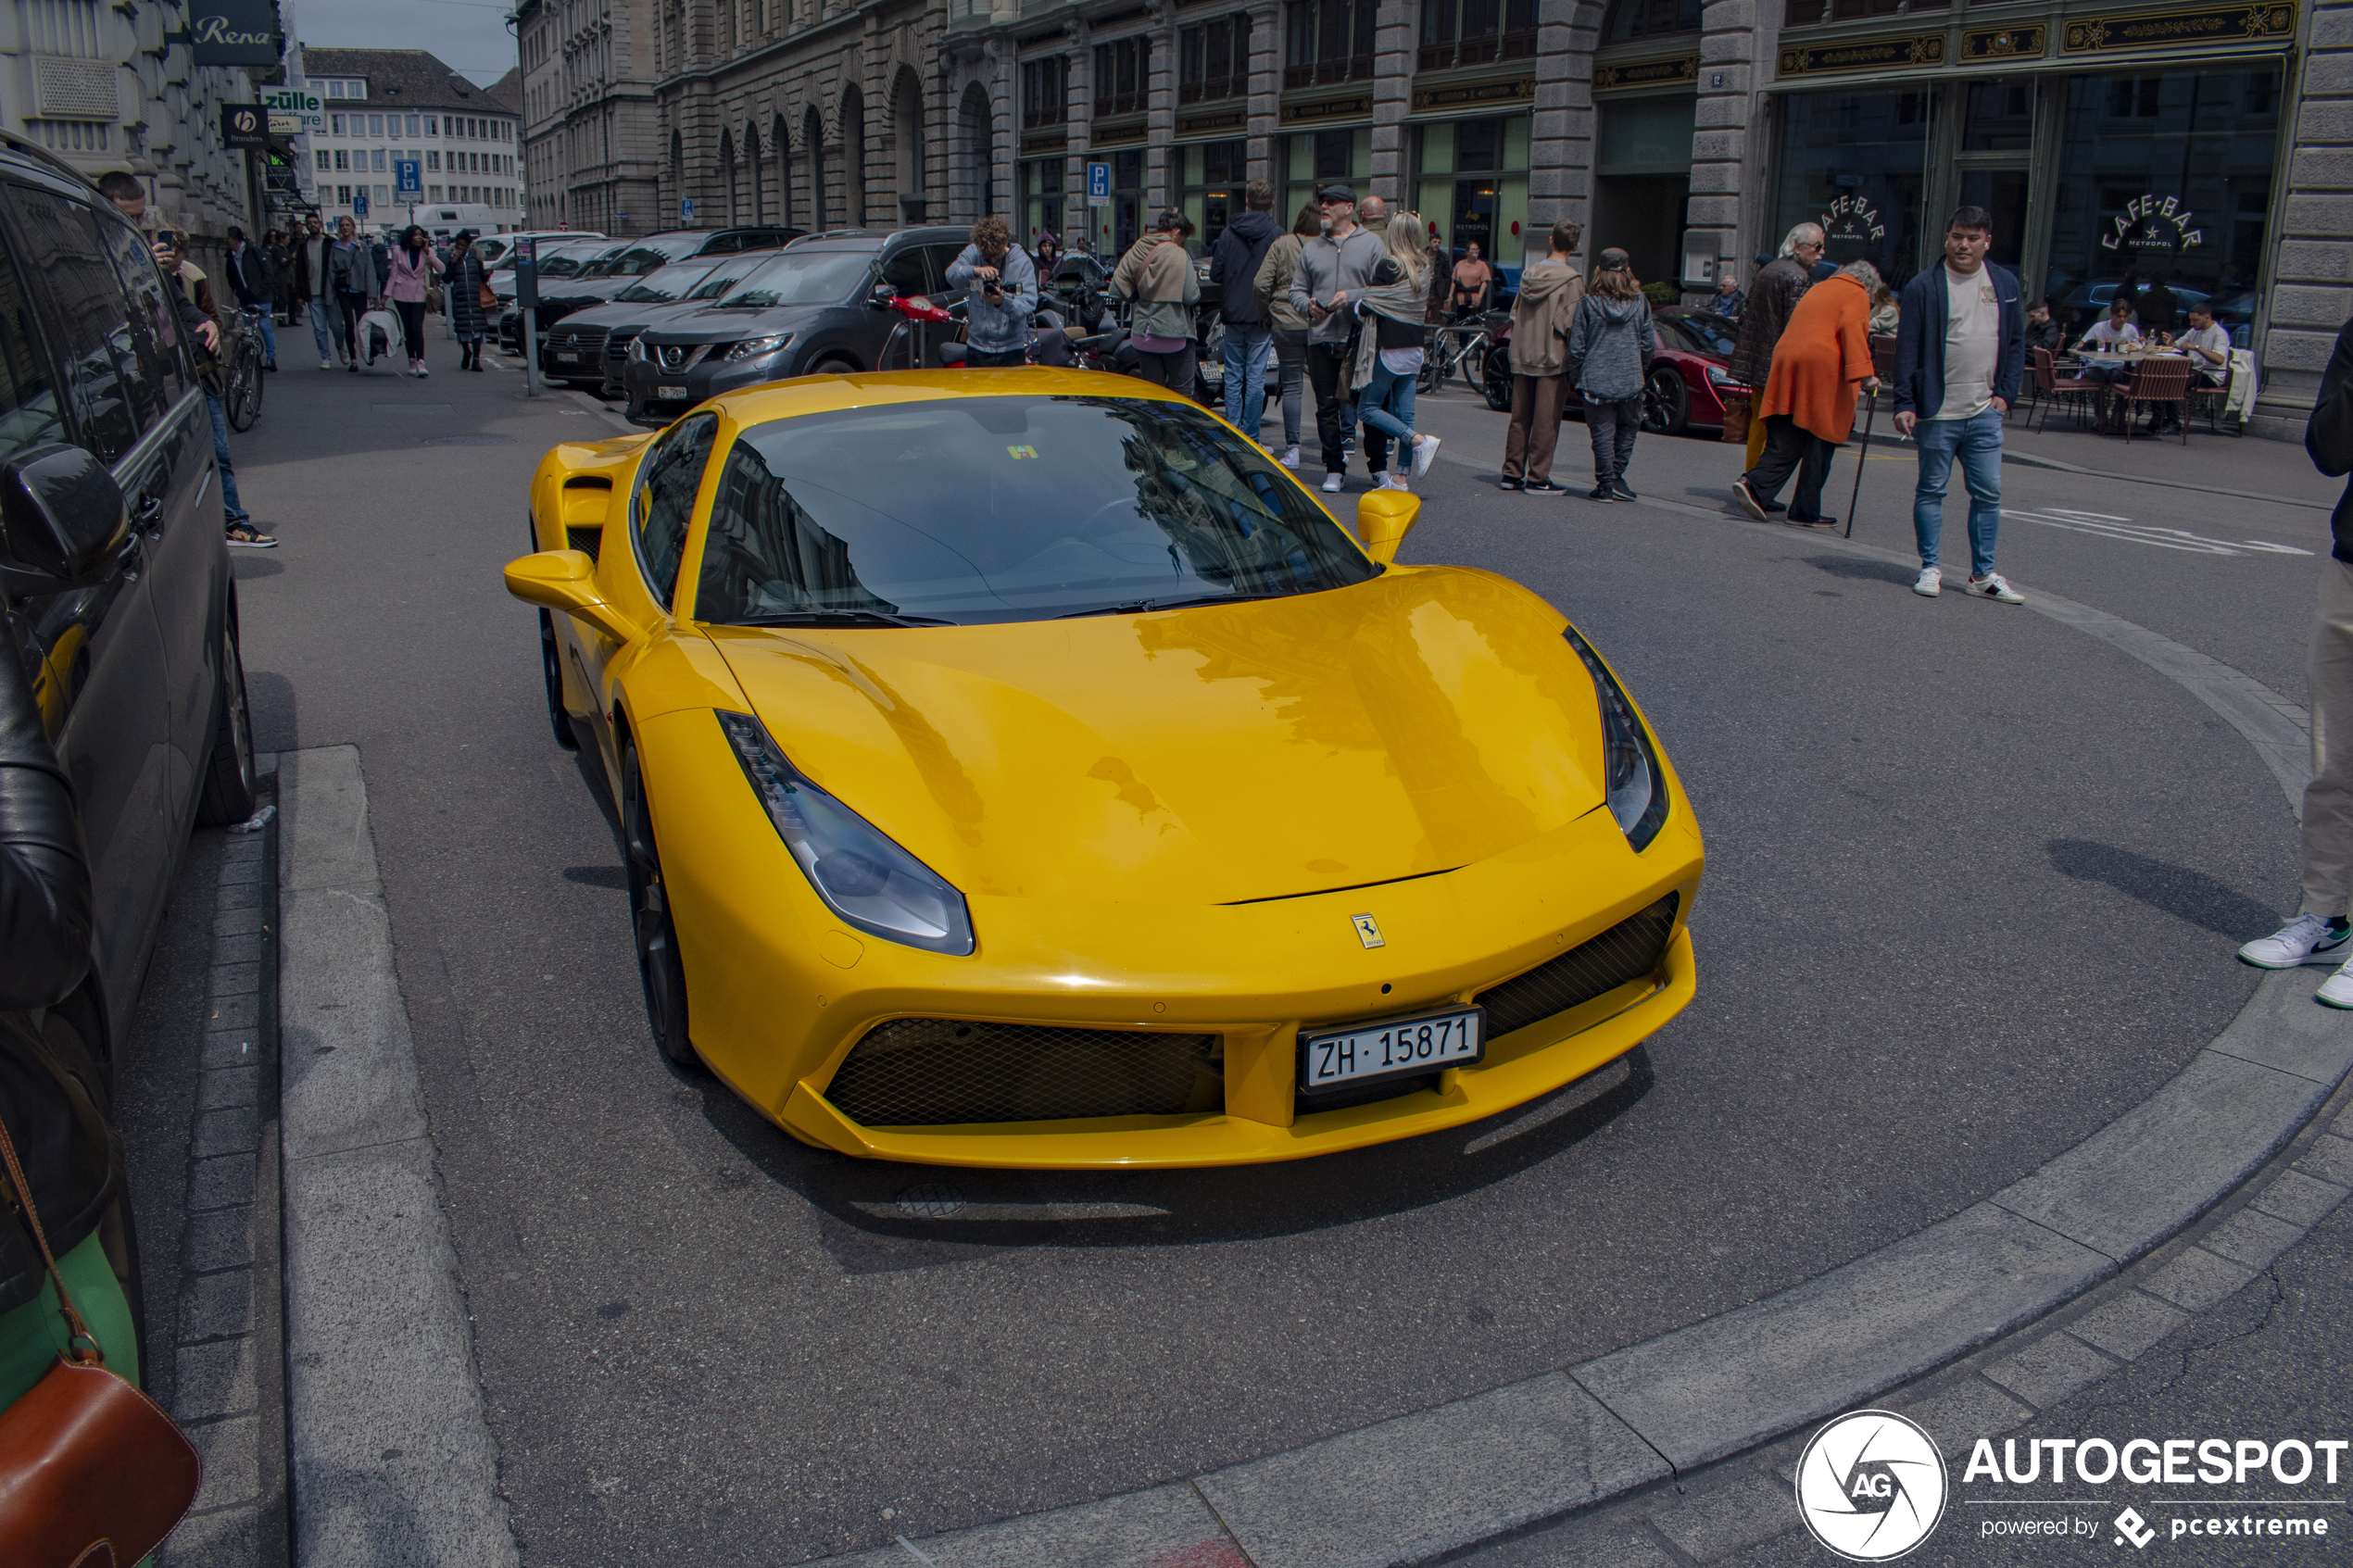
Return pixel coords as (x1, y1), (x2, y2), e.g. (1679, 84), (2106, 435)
(870, 282), (897, 308)
(504, 549), (635, 644)
(1354, 490), (1420, 566)
(0, 445), (128, 587)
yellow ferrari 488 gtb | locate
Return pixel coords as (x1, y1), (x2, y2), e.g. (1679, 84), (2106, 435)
(506, 370), (1703, 1169)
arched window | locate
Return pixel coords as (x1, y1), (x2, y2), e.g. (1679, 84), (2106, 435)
(1603, 0), (1702, 42)
(841, 84), (867, 227)
(803, 106), (829, 228)
(956, 82), (994, 223)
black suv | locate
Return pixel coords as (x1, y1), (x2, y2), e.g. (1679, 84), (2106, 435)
(0, 137), (257, 1079)
(623, 226), (977, 424)
(511, 228), (803, 358)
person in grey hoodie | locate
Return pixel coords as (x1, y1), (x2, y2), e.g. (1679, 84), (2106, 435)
(1567, 248), (1656, 503)
(1502, 218), (1584, 493)
(1211, 180), (1283, 443)
(1290, 184), (1389, 493)
(945, 215), (1038, 368)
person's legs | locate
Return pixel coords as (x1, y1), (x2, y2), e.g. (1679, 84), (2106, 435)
(1504, 374), (1535, 482)
(205, 391), (249, 528)
(309, 296), (333, 362)
(1239, 329), (1272, 439)
(1276, 332), (1306, 450)
(1358, 361), (1413, 472)
(1910, 416), (1965, 569)
(258, 311), (276, 364)
(337, 293), (363, 362)
(1528, 374), (1566, 484)
(1788, 430), (1834, 518)
(1957, 407), (2005, 578)
(1586, 396), (1621, 485)
(1745, 414), (1806, 502)
(1744, 404), (1769, 469)
(2303, 561), (2353, 919)
(1307, 344), (1348, 472)
(396, 300), (427, 366)
(1608, 396), (1640, 481)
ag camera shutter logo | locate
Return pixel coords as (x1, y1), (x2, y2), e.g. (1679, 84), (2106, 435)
(1794, 1410), (1949, 1561)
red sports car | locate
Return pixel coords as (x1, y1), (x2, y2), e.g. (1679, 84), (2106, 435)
(1576, 307), (1742, 438)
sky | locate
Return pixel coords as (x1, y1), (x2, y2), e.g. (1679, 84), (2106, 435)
(287, 0), (520, 86)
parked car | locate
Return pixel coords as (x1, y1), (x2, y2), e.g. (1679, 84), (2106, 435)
(527, 228), (805, 369)
(0, 138), (257, 1088)
(623, 226), (976, 425)
(1562, 307), (1740, 437)
(537, 251), (784, 394)
(494, 237), (616, 354)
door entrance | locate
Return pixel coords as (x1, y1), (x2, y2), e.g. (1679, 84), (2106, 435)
(1956, 168), (2030, 270)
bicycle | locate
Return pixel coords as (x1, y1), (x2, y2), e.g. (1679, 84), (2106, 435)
(220, 307), (265, 433)
(1418, 312), (1495, 396)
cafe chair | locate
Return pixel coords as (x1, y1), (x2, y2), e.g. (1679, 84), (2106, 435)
(2189, 362), (2240, 437)
(2120, 358), (2191, 446)
(2031, 347), (2099, 434)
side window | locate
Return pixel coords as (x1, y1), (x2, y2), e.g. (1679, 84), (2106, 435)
(0, 220), (67, 467)
(697, 439), (897, 621)
(6, 187), (143, 461)
(630, 412), (717, 609)
(882, 247), (931, 298)
(95, 217), (190, 413)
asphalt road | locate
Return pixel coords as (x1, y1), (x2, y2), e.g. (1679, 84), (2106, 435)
(228, 343), (2315, 1562)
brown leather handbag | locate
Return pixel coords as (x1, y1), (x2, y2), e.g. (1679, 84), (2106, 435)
(1720, 387), (1753, 443)
(0, 1118), (200, 1568)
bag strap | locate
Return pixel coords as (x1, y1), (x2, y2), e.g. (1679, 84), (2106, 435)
(0, 1113), (103, 1366)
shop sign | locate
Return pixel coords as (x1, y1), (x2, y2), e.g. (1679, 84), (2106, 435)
(1776, 31), (1944, 76)
(1959, 24), (2046, 58)
(2061, 0), (2293, 52)
(263, 87), (322, 132)
(1279, 93), (1373, 126)
(1020, 131), (1068, 156)
(1090, 116), (1149, 146)
(1595, 55), (1699, 91)
(2101, 193), (2204, 252)
(189, 0), (281, 66)
(1176, 108), (1248, 136)
(1819, 194), (1886, 247)
(1411, 75), (1535, 113)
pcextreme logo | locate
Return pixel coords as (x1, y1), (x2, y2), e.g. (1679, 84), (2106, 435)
(1794, 1411), (1950, 1561)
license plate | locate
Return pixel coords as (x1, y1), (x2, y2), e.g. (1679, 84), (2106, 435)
(554, 350), (578, 361)
(657, 384), (687, 399)
(1299, 1007), (1483, 1093)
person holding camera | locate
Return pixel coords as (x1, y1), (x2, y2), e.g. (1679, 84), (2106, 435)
(945, 216), (1038, 369)
(155, 231), (274, 548)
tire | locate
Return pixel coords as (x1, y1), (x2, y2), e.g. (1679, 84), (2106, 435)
(1642, 364), (1690, 436)
(225, 347), (262, 432)
(538, 608), (577, 751)
(194, 616), (257, 828)
(813, 357), (859, 375)
(623, 739), (700, 1071)
(1482, 345), (1514, 412)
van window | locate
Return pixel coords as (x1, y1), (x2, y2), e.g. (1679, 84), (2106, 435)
(94, 216), (189, 419)
(6, 186), (143, 461)
(630, 412), (716, 609)
(0, 222), (67, 466)
(881, 246), (931, 298)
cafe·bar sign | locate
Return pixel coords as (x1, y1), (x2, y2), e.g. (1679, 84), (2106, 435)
(2061, 0), (2294, 53)
(2101, 193), (2205, 252)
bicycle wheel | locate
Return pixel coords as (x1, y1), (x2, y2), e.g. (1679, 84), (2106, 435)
(1454, 333), (1489, 395)
(225, 345), (262, 431)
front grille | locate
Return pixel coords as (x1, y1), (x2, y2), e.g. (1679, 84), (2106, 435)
(825, 1019), (1221, 1127)
(1475, 894), (1680, 1041)
(546, 323), (609, 366)
(604, 330), (640, 369)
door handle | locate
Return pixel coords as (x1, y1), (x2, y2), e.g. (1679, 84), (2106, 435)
(115, 532), (144, 582)
(133, 495), (165, 533)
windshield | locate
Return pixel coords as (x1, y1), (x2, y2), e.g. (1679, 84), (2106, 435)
(615, 258), (720, 303)
(713, 249), (876, 307)
(601, 237), (702, 278)
(577, 243), (643, 278)
(686, 259), (764, 300)
(1665, 315), (1736, 357)
(532, 247), (598, 279)
(694, 395), (1378, 626)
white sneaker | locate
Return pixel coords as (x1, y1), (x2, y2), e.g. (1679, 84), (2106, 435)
(1281, 445), (1302, 469)
(1913, 566), (1942, 597)
(2321, 954), (2353, 1009)
(1965, 572), (2024, 604)
(1412, 434), (1441, 478)
(1321, 472), (1344, 494)
(1381, 472), (1410, 493)
(416, 363), (431, 378)
(2238, 912), (2353, 970)
(321, 358), (333, 370)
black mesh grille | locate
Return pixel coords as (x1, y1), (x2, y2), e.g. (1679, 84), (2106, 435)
(825, 1020), (1221, 1127)
(546, 324), (609, 369)
(566, 526), (601, 561)
(605, 330), (640, 368)
(1476, 895), (1680, 1040)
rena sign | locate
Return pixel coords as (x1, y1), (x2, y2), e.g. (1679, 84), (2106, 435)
(190, 0), (281, 65)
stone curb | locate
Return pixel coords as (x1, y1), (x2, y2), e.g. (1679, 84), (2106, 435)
(278, 746), (519, 1568)
(821, 477), (2352, 1568)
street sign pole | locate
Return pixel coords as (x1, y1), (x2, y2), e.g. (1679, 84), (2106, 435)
(515, 237), (540, 398)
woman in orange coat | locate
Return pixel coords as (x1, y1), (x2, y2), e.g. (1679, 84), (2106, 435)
(1734, 258), (1883, 527)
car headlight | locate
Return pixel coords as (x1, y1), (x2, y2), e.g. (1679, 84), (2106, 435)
(1563, 626), (1668, 851)
(1705, 363), (1734, 386)
(628, 335), (648, 361)
(724, 333), (793, 361)
(716, 711), (975, 955)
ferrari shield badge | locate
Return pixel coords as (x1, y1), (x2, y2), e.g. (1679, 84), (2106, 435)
(1352, 913), (1385, 949)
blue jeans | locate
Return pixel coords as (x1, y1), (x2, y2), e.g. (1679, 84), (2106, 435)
(205, 390), (248, 527)
(1912, 407), (2002, 577)
(252, 309), (276, 362)
(308, 296), (335, 361)
(1222, 327), (1272, 440)
(1358, 358), (1418, 470)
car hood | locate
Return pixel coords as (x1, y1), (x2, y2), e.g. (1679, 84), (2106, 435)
(704, 566), (1612, 906)
(541, 277), (633, 306)
(558, 295), (704, 330)
(641, 302), (837, 345)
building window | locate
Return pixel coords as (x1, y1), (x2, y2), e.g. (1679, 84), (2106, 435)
(1175, 139), (1247, 247)
(1418, 0), (1536, 71)
(1179, 15), (1252, 104)
(427, 150), (440, 170)
(336, 183), (351, 203)
(1280, 125), (1368, 230)
(1024, 156), (1065, 242)
(429, 184), (442, 201)
(1780, 0), (1943, 26)
(369, 114), (384, 135)
(1285, 0), (1377, 89)
(406, 114), (420, 135)
(1094, 37), (1151, 118)
(1416, 116), (1531, 270)
(333, 149), (349, 170)
(1771, 90), (1931, 289)
(1023, 56), (1069, 130)
(1602, 0), (1699, 40)
(426, 115), (437, 134)
(328, 81), (344, 96)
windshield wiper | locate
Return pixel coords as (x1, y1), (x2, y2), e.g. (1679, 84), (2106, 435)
(1054, 591), (1289, 619)
(720, 608), (956, 629)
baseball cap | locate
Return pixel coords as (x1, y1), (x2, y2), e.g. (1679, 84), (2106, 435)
(1318, 184), (1357, 205)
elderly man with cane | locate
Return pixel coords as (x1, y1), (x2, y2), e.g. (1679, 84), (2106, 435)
(1732, 258), (1881, 528)
(1726, 223), (1826, 497)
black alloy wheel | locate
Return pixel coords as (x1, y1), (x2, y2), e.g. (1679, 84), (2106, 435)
(195, 617), (258, 827)
(538, 608), (578, 751)
(1642, 363), (1691, 435)
(623, 740), (700, 1071)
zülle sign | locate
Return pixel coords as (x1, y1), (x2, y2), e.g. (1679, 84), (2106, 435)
(190, 0), (281, 66)
(263, 86), (322, 132)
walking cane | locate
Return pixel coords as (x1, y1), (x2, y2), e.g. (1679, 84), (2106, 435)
(1843, 388), (1877, 540)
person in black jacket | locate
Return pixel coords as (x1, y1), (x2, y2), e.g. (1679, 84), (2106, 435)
(223, 225), (275, 370)
(0, 639), (142, 1407)
(1210, 180), (1282, 446)
(2239, 316), (2353, 1000)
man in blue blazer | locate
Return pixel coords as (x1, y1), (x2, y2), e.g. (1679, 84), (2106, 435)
(1893, 206), (2027, 601)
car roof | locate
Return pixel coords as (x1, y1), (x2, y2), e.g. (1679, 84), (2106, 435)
(791, 225), (978, 252)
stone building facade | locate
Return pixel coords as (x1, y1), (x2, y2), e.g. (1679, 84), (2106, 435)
(519, 0), (662, 234)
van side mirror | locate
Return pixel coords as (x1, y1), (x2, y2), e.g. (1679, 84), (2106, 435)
(0, 445), (128, 588)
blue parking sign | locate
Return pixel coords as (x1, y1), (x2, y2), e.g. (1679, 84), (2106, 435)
(353, 190), (369, 218)
(680, 197), (695, 223)
(1087, 162), (1111, 206)
(395, 158), (421, 196)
